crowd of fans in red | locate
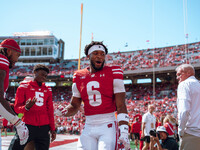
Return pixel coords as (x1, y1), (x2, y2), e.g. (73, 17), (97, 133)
(9, 42), (200, 77)
(5, 83), (178, 136)
(7, 82), (177, 102)
(81, 41), (200, 71)
(0, 95), (177, 137)
(51, 82), (178, 135)
(5, 42), (198, 136)
(126, 82), (177, 100)
(52, 96), (177, 135)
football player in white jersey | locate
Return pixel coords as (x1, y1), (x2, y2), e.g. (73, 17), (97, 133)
(55, 41), (130, 150)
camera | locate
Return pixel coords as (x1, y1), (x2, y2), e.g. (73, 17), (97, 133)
(149, 130), (160, 139)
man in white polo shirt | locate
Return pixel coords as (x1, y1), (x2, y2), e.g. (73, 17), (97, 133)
(141, 104), (156, 150)
(176, 64), (200, 150)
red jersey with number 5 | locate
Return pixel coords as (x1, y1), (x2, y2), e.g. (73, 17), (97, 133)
(14, 80), (55, 131)
(73, 65), (124, 116)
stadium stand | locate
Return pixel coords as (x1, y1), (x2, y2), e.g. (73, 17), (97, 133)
(50, 96), (178, 135)
(5, 41), (200, 135)
(8, 41), (200, 77)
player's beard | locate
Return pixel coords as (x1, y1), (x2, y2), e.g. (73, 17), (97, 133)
(90, 60), (105, 71)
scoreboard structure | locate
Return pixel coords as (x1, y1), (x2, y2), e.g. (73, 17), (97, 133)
(0, 31), (65, 65)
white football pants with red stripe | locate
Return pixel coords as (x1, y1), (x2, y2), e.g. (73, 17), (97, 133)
(77, 121), (118, 150)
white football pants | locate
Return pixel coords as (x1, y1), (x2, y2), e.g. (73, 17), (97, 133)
(77, 121), (118, 150)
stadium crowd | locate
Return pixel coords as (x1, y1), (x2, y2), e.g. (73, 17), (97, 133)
(9, 41), (200, 77)
(7, 82), (177, 103)
(2, 40), (200, 150)
(6, 76), (178, 136)
(50, 95), (178, 138)
(0, 95), (178, 150)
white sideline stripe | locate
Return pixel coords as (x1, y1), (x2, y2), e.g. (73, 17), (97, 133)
(1, 134), (79, 150)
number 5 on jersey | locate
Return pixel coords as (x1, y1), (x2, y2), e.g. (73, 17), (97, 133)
(35, 92), (44, 106)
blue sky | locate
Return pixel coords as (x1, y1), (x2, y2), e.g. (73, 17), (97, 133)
(1, 0), (200, 59)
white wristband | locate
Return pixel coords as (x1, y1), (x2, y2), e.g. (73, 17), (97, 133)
(119, 124), (129, 134)
(10, 115), (20, 125)
(0, 103), (19, 125)
(117, 113), (129, 122)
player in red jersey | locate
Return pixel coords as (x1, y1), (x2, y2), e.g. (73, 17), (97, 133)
(13, 64), (56, 150)
(0, 39), (29, 145)
(131, 117), (141, 150)
(55, 41), (130, 150)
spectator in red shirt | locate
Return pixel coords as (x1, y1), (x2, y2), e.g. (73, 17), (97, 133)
(163, 115), (175, 138)
(12, 64), (56, 150)
(1, 118), (8, 136)
(131, 117), (141, 149)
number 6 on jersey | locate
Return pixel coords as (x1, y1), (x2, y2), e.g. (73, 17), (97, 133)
(87, 81), (102, 106)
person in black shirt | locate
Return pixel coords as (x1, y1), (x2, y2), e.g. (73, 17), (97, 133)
(150, 126), (179, 150)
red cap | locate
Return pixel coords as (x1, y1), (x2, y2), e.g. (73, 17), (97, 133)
(0, 39), (21, 53)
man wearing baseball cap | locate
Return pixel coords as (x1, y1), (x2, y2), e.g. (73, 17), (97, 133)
(150, 126), (178, 150)
(0, 39), (29, 146)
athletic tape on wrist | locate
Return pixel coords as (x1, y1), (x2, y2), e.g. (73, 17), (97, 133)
(119, 124), (129, 134)
(117, 113), (129, 122)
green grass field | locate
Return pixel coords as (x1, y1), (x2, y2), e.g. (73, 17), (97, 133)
(130, 140), (137, 150)
(1, 131), (15, 136)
